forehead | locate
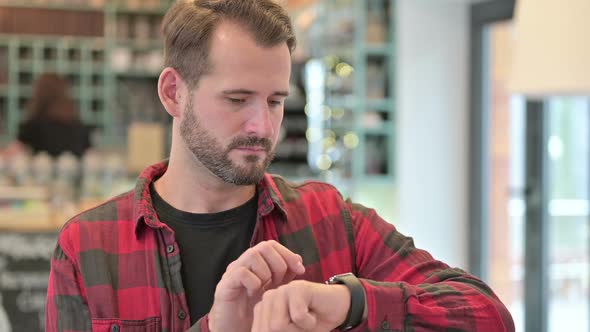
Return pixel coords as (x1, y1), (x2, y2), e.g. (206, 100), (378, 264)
(205, 21), (292, 84)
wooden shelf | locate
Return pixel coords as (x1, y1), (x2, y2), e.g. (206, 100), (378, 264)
(0, 1), (104, 12)
(0, 186), (48, 200)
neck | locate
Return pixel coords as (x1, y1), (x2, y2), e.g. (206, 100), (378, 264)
(155, 136), (257, 214)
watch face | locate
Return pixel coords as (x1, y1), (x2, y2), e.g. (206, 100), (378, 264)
(327, 272), (356, 285)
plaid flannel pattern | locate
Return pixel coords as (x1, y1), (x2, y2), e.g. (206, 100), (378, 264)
(46, 161), (515, 332)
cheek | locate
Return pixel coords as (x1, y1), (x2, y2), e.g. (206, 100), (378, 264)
(214, 117), (243, 139)
(197, 103), (239, 130)
(272, 112), (284, 139)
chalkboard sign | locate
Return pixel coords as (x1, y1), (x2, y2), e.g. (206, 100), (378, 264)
(0, 231), (58, 332)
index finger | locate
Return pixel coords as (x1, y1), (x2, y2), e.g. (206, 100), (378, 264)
(266, 241), (305, 275)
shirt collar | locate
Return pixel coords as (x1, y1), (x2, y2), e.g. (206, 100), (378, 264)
(132, 160), (289, 237)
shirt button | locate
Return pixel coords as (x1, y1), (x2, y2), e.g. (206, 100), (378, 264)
(111, 324), (120, 332)
(178, 310), (187, 320)
(381, 320), (391, 330)
(167, 245), (175, 253)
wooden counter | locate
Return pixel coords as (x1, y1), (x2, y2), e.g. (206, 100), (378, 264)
(0, 198), (104, 233)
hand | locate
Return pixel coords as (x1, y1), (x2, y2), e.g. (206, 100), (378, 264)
(209, 240), (306, 332)
(251, 280), (351, 332)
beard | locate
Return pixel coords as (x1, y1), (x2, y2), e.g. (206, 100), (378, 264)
(179, 99), (275, 185)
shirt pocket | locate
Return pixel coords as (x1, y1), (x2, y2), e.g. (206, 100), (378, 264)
(91, 316), (161, 332)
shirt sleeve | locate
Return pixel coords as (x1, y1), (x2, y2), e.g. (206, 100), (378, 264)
(45, 240), (92, 332)
(345, 201), (515, 332)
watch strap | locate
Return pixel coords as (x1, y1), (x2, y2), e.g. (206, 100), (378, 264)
(326, 273), (365, 331)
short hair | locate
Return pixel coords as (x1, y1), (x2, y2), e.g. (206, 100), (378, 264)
(161, 0), (296, 89)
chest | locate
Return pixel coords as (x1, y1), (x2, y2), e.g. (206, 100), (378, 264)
(79, 212), (353, 330)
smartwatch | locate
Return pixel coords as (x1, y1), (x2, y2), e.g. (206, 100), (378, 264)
(326, 272), (365, 331)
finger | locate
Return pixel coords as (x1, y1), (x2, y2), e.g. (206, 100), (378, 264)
(267, 289), (290, 331)
(245, 250), (273, 288)
(267, 241), (306, 275)
(216, 267), (262, 299)
(259, 291), (275, 332)
(226, 248), (273, 292)
(252, 301), (263, 332)
(282, 323), (307, 332)
(270, 289), (307, 332)
(288, 289), (317, 330)
(283, 323), (307, 332)
(256, 242), (289, 286)
(281, 269), (298, 285)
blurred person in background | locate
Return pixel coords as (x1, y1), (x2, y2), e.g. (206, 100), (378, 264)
(1, 73), (92, 158)
(46, 1), (514, 332)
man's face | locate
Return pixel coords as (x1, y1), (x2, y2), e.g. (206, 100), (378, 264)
(179, 21), (291, 185)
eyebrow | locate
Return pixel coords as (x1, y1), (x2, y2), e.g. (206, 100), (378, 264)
(221, 89), (289, 97)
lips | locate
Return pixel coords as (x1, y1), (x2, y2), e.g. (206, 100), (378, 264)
(236, 146), (267, 152)
(228, 137), (272, 153)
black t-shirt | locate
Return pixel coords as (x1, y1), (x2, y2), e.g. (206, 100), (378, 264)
(18, 119), (91, 157)
(150, 184), (258, 324)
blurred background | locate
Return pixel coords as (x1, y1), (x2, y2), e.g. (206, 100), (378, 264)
(0, 0), (588, 331)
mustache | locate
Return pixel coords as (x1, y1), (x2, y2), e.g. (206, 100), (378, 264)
(227, 136), (272, 151)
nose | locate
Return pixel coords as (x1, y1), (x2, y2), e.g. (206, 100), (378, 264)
(244, 103), (275, 138)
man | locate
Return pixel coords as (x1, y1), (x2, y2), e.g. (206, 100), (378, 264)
(46, 1), (515, 331)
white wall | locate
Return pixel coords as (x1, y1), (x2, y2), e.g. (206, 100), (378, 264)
(396, 0), (470, 269)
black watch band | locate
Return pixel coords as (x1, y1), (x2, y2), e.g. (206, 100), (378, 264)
(326, 272), (365, 331)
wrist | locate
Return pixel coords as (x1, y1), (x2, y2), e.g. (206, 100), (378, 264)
(326, 273), (366, 331)
(332, 284), (352, 328)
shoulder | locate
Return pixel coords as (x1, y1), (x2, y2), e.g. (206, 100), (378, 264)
(270, 174), (344, 200)
(81, 191), (133, 221)
(17, 120), (38, 138)
(268, 175), (349, 217)
(57, 190), (135, 257)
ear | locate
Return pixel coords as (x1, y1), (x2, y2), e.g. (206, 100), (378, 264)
(158, 67), (186, 118)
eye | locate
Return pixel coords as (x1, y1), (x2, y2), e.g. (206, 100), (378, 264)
(268, 100), (283, 107)
(228, 98), (246, 104)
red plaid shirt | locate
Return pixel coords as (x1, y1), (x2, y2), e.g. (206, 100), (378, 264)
(46, 161), (514, 332)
